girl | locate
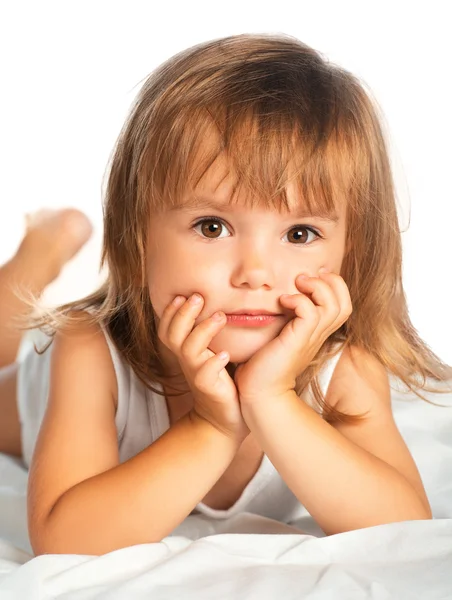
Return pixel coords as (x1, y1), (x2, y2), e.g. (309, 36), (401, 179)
(1, 32), (451, 557)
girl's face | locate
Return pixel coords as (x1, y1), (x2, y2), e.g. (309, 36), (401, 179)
(147, 163), (347, 368)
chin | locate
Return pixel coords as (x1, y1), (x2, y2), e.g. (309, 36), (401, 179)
(209, 333), (274, 364)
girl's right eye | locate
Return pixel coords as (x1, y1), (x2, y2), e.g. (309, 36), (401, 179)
(192, 217), (230, 240)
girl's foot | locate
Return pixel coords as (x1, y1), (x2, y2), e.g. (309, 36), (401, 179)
(0, 208), (93, 366)
(18, 208), (93, 288)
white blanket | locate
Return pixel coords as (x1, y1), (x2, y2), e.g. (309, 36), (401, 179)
(1, 377), (452, 598)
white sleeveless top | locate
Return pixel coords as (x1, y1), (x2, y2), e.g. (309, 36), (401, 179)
(17, 326), (344, 533)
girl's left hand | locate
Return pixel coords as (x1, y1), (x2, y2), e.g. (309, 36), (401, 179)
(234, 270), (353, 405)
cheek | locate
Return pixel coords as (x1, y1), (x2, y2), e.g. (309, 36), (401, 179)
(147, 252), (225, 319)
(146, 251), (178, 318)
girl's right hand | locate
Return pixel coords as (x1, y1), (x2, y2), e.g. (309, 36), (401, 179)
(157, 293), (250, 445)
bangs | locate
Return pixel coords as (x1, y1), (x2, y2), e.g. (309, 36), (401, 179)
(145, 101), (359, 220)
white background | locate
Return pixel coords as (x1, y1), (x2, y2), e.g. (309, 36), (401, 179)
(0, 1), (450, 364)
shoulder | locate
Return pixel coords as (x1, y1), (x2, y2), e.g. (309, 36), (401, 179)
(326, 344), (390, 414)
(50, 311), (118, 407)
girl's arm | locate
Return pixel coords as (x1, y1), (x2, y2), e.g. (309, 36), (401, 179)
(241, 347), (431, 536)
(28, 322), (241, 556)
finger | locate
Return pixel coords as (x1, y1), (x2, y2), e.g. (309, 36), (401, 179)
(181, 310), (228, 369)
(318, 271), (353, 319)
(296, 276), (342, 328)
(165, 294), (206, 349)
(295, 272), (352, 335)
(276, 294), (319, 348)
(157, 295), (188, 344)
(279, 292), (319, 325)
(295, 275), (339, 313)
(193, 350), (230, 393)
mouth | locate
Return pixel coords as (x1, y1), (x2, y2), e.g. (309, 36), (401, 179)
(224, 313), (282, 327)
(225, 310), (282, 316)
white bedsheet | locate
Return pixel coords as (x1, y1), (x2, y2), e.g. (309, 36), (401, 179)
(1, 376), (452, 598)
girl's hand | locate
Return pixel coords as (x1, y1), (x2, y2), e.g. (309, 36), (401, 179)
(158, 294), (250, 444)
(234, 270), (353, 405)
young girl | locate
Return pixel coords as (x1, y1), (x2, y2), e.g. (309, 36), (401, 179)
(1, 32), (451, 557)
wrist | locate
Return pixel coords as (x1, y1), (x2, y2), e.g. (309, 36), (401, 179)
(187, 409), (245, 449)
(240, 390), (298, 418)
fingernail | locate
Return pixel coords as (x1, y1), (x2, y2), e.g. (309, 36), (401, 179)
(318, 268), (330, 274)
(190, 294), (202, 304)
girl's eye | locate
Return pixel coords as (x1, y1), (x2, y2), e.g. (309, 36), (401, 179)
(192, 218), (230, 240)
(191, 218), (323, 245)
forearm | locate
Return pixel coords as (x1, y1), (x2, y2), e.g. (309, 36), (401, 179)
(242, 392), (430, 536)
(36, 413), (240, 555)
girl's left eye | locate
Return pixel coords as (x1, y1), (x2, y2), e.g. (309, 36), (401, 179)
(191, 217), (323, 245)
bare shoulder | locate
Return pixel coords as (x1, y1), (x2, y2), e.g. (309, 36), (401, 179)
(51, 311), (118, 408)
(326, 344), (390, 414)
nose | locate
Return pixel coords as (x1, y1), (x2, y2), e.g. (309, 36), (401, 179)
(230, 240), (277, 289)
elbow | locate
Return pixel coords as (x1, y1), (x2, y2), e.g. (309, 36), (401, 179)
(391, 493), (433, 525)
(399, 504), (432, 525)
(29, 503), (63, 557)
(395, 478), (433, 522)
(29, 512), (81, 557)
(412, 491), (433, 521)
(422, 501), (433, 520)
(31, 531), (95, 557)
(416, 506), (433, 520)
(389, 502), (434, 527)
(29, 520), (50, 557)
(32, 546), (56, 558)
(323, 502), (433, 537)
(30, 515), (165, 556)
(29, 524), (63, 557)
(30, 534), (55, 558)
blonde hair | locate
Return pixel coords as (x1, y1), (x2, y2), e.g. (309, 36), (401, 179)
(30, 32), (452, 424)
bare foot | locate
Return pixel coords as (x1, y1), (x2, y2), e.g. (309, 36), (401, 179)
(16, 208), (93, 289)
(0, 208), (93, 367)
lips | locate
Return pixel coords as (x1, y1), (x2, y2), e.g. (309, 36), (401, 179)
(225, 309), (281, 316)
(225, 313), (281, 327)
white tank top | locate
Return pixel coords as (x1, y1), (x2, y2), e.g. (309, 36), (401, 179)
(18, 325), (344, 533)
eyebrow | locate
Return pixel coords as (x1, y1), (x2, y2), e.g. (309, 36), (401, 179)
(170, 197), (340, 224)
